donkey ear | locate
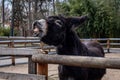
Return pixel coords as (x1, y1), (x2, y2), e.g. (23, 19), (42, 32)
(67, 15), (88, 28)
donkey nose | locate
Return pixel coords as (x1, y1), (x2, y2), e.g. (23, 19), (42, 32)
(34, 27), (39, 32)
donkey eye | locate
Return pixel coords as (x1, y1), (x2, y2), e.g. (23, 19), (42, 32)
(55, 20), (63, 27)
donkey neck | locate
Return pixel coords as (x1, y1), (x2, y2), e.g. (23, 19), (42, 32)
(64, 31), (81, 47)
(57, 31), (87, 55)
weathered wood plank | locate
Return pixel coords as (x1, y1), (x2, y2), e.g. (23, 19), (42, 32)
(0, 72), (45, 80)
(32, 54), (120, 69)
(0, 36), (39, 40)
(0, 47), (39, 56)
(37, 63), (48, 80)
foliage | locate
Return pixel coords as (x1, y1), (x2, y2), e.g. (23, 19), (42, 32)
(0, 27), (10, 36)
(55, 0), (120, 38)
(1, 0), (55, 36)
(1, 0), (120, 37)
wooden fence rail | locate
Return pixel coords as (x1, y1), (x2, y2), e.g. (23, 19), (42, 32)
(32, 53), (120, 80)
(0, 36), (40, 40)
(1, 37), (120, 52)
(0, 72), (45, 80)
(0, 36), (55, 50)
(32, 54), (120, 69)
(81, 38), (120, 53)
(0, 36), (40, 48)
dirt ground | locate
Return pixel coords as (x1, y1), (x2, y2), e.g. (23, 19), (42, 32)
(0, 53), (120, 80)
(102, 53), (120, 80)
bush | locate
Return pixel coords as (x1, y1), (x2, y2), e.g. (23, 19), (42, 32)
(0, 27), (10, 36)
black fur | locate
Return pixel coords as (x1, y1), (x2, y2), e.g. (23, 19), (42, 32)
(33, 15), (106, 80)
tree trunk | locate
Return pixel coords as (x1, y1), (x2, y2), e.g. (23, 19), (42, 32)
(2, 0), (5, 28)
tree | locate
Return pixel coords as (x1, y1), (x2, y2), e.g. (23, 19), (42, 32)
(9, 0), (54, 36)
(55, 0), (120, 38)
(108, 0), (120, 37)
(0, 0), (11, 28)
(0, 1), (2, 26)
(1, 0), (55, 36)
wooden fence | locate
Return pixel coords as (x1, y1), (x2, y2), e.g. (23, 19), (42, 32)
(0, 37), (120, 66)
(1, 36), (120, 52)
(0, 52), (120, 80)
(81, 38), (120, 53)
(0, 36), (55, 50)
(0, 47), (47, 80)
(0, 37), (53, 80)
(0, 36), (40, 66)
(0, 36), (40, 48)
(0, 47), (39, 74)
(32, 53), (120, 80)
(0, 37), (120, 80)
(0, 36), (55, 65)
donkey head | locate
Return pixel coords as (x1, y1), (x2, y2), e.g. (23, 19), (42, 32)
(32, 15), (88, 46)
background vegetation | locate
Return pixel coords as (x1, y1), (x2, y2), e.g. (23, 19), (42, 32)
(56, 0), (120, 38)
(0, 0), (120, 38)
(0, 27), (10, 36)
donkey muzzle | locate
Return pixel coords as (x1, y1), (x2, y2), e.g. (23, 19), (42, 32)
(32, 19), (48, 38)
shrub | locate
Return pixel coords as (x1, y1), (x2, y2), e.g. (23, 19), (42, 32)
(0, 27), (10, 36)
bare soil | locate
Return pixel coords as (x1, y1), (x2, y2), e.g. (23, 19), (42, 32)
(0, 53), (120, 80)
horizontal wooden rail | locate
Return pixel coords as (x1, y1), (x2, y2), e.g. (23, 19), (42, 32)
(32, 54), (120, 69)
(0, 36), (39, 40)
(0, 37), (41, 49)
(0, 47), (39, 56)
(81, 38), (120, 53)
(0, 40), (40, 44)
(0, 72), (45, 80)
(1, 37), (120, 53)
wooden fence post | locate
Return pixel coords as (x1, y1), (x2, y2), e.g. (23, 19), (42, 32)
(37, 51), (48, 80)
(9, 40), (15, 65)
(28, 56), (37, 74)
(38, 42), (48, 80)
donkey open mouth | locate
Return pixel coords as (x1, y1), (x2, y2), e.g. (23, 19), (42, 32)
(32, 19), (47, 38)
